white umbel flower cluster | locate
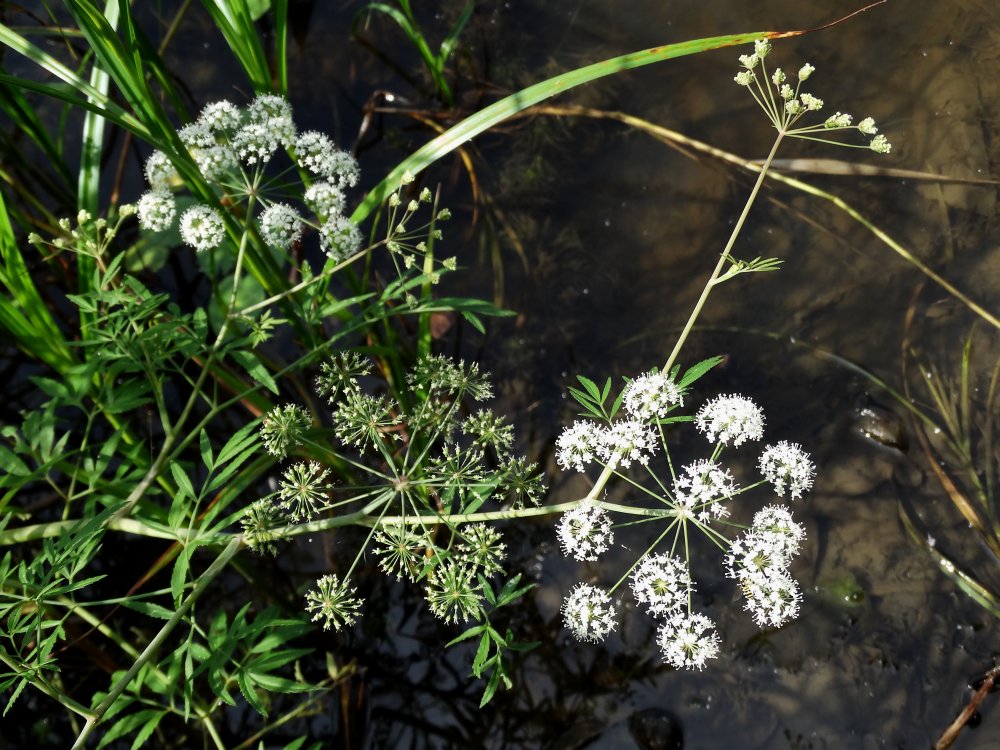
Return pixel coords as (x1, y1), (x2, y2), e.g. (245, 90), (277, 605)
(695, 394), (765, 447)
(562, 583), (616, 643)
(557, 503), (614, 561)
(759, 441), (816, 500)
(623, 370), (683, 421)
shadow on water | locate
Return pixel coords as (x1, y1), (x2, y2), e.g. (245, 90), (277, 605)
(4, 0), (1000, 747)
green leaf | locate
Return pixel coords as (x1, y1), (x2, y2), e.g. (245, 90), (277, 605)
(678, 355), (724, 389)
(119, 600), (174, 620)
(169, 461), (196, 501)
(200, 430), (214, 470)
(446, 624), (485, 647)
(229, 348), (279, 394)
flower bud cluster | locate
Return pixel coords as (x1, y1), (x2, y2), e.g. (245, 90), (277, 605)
(735, 39), (892, 153)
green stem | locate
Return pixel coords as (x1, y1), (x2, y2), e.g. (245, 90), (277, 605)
(662, 129), (785, 375)
(70, 536), (243, 750)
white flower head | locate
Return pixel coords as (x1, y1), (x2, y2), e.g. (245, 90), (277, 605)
(197, 100), (242, 134)
(247, 93), (296, 146)
(232, 121), (281, 166)
(657, 612), (720, 670)
(193, 145), (238, 180)
(780, 83), (795, 101)
(800, 93), (823, 111)
(304, 180), (347, 219)
(305, 573), (362, 631)
(319, 215), (363, 262)
(144, 151), (178, 191)
(178, 121), (215, 151)
(557, 503), (614, 561)
(137, 190), (175, 232)
(738, 567), (802, 628)
(824, 112), (853, 128)
(597, 418), (658, 468)
(674, 459), (737, 507)
(869, 134), (892, 154)
(771, 68), (786, 86)
(556, 420), (605, 473)
(179, 204), (225, 251)
(294, 131), (339, 176)
(734, 70), (755, 86)
(623, 370), (683, 422)
(858, 116), (878, 135)
(260, 203), (304, 249)
(758, 441), (815, 499)
(738, 53), (759, 70)
(695, 395), (765, 447)
(724, 529), (791, 584)
(630, 553), (692, 618)
(753, 38), (772, 59)
(798, 63), (815, 81)
(751, 504), (806, 559)
(562, 583), (617, 643)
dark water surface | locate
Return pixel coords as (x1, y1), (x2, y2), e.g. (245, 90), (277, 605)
(257, 1), (1000, 748)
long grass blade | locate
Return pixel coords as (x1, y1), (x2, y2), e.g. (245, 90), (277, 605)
(350, 31), (770, 224)
(199, 0), (273, 91)
(0, 191), (75, 373)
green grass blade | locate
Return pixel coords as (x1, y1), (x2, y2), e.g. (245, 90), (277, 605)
(350, 30), (768, 224)
(0, 191), (75, 373)
(439, 0), (474, 69)
(199, 0), (274, 91)
(78, 0), (118, 216)
(273, 0), (289, 94)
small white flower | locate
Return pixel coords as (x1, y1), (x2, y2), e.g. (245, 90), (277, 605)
(260, 203), (304, 249)
(597, 418), (658, 468)
(278, 460), (330, 522)
(695, 395), (765, 447)
(724, 529), (792, 581)
(738, 53), (758, 69)
(562, 583), (616, 643)
(785, 99), (803, 116)
(304, 181), (346, 219)
(295, 131), (339, 176)
(800, 93), (823, 111)
(193, 145), (238, 180)
(673, 459), (737, 507)
(858, 117), (878, 135)
(557, 503), (614, 561)
(869, 134), (892, 154)
(798, 63), (815, 81)
(556, 420), (605, 473)
(779, 83), (795, 101)
(178, 121), (215, 150)
(734, 70), (755, 86)
(144, 151), (178, 191)
(751, 504), (805, 559)
(753, 38), (772, 58)
(247, 94), (296, 146)
(179, 204), (225, 251)
(771, 68), (785, 85)
(137, 190), (175, 232)
(197, 100), (242, 134)
(657, 612), (720, 670)
(738, 567), (802, 628)
(319, 215), (363, 262)
(630, 554), (691, 618)
(232, 121), (281, 165)
(758, 441), (815, 499)
(325, 150), (361, 189)
(305, 573), (362, 631)
(824, 112), (853, 128)
(623, 370), (683, 422)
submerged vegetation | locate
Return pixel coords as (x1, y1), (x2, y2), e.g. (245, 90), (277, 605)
(0, 2), (997, 748)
